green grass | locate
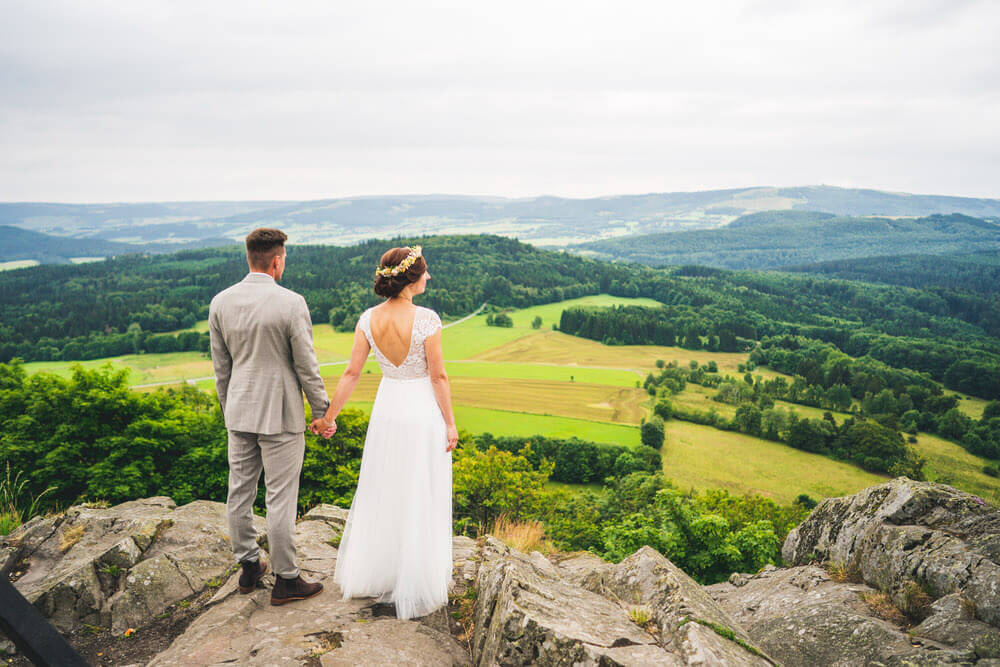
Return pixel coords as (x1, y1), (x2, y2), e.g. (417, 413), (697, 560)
(911, 432), (1000, 504)
(662, 420), (886, 504)
(442, 295), (663, 360)
(444, 361), (641, 386)
(345, 401), (641, 446)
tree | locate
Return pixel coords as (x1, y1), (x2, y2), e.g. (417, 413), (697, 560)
(735, 404), (763, 436)
(683, 327), (702, 350)
(451, 444), (553, 532)
(531, 316), (542, 329)
(938, 408), (972, 441)
(641, 417), (665, 449)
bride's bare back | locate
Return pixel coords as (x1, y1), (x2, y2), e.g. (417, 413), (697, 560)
(369, 302), (416, 367)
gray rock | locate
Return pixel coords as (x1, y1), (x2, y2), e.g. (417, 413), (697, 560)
(1, 496), (264, 635)
(577, 545), (771, 665)
(472, 536), (681, 665)
(150, 512), (472, 666)
(706, 564), (963, 666)
(321, 619), (470, 666)
(303, 503), (350, 529)
(783, 477), (1000, 626)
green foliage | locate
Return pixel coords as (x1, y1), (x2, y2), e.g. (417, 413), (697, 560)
(596, 477), (785, 584)
(452, 443), (554, 533)
(0, 361), (366, 515)
(653, 399), (673, 421)
(531, 316), (542, 329)
(490, 312), (514, 328)
(471, 433), (659, 484)
(1, 460), (54, 536)
(641, 417), (665, 449)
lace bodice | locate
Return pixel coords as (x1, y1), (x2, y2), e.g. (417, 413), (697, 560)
(357, 305), (442, 379)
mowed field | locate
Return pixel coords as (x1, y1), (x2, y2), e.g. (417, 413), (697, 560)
(662, 421), (886, 504)
(21, 293), (999, 504)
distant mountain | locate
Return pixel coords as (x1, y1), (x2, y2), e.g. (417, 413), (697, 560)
(2, 185), (999, 250)
(571, 212), (1000, 270)
(0, 225), (235, 265)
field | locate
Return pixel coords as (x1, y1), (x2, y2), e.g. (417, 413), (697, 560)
(911, 432), (1000, 504)
(0, 260), (40, 272)
(20, 293), (1000, 505)
(661, 421), (886, 504)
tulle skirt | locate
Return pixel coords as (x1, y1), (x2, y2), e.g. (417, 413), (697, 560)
(332, 375), (453, 620)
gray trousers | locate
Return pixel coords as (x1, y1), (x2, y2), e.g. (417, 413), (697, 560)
(226, 430), (305, 578)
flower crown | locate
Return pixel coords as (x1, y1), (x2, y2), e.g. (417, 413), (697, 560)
(375, 245), (422, 278)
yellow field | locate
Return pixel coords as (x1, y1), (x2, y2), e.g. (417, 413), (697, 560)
(662, 421), (886, 504)
(911, 432), (1000, 503)
(945, 391), (989, 420)
(475, 331), (784, 378)
(0, 260), (40, 272)
(324, 373), (648, 425)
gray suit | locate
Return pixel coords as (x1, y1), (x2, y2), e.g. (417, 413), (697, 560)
(209, 272), (330, 577)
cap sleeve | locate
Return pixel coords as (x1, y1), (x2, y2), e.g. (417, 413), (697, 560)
(417, 307), (442, 341)
(355, 308), (373, 345)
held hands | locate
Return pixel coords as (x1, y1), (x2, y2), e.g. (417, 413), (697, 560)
(445, 424), (458, 452)
(310, 417), (337, 439)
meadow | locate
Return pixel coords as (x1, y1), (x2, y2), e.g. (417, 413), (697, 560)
(21, 293), (999, 506)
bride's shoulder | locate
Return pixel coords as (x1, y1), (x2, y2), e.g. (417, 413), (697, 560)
(416, 306), (442, 330)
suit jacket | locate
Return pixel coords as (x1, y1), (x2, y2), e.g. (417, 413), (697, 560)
(208, 273), (329, 434)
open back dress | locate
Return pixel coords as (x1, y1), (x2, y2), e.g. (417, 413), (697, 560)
(331, 305), (453, 620)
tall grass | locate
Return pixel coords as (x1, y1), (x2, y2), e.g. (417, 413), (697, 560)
(488, 514), (556, 554)
(0, 463), (54, 536)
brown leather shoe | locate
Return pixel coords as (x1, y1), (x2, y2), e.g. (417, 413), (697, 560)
(270, 574), (323, 605)
(237, 558), (268, 594)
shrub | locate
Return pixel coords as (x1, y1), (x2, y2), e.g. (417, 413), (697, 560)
(641, 417), (665, 449)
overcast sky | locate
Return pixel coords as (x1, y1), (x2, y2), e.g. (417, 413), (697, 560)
(1, 0), (998, 202)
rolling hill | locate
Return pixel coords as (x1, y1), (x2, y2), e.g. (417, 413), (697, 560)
(2, 185), (999, 255)
(571, 211), (1000, 269)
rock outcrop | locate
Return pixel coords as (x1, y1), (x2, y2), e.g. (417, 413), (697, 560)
(1, 497), (264, 635)
(471, 536), (771, 665)
(4, 478), (998, 666)
(710, 478), (1000, 665)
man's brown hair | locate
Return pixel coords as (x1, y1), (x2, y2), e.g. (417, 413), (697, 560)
(246, 228), (288, 270)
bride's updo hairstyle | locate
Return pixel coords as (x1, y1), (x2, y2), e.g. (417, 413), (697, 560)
(373, 246), (427, 298)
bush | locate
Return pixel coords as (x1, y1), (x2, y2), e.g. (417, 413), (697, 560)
(983, 464), (1000, 478)
(653, 399), (673, 421)
(490, 312), (514, 328)
(641, 417), (665, 449)
(452, 443), (553, 533)
(472, 434), (659, 483)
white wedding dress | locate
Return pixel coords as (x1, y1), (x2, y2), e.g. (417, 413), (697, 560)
(332, 305), (453, 620)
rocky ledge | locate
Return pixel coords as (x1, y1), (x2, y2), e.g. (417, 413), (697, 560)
(2, 477), (998, 665)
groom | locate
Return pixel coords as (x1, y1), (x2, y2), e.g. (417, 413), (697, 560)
(209, 228), (333, 605)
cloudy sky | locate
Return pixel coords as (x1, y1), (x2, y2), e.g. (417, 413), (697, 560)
(1, 0), (998, 202)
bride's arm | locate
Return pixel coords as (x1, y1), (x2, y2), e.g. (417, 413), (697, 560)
(425, 330), (458, 452)
(323, 327), (371, 425)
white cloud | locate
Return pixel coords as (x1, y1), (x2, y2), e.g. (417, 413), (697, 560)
(0, 0), (997, 201)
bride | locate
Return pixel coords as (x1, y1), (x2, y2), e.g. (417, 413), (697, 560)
(321, 245), (458, 620)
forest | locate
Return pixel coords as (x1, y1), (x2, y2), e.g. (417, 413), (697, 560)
(4, 234), (999, 402)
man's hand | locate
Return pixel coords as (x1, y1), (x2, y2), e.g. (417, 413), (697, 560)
(310, 417), (333, 438)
